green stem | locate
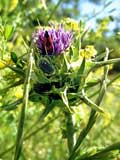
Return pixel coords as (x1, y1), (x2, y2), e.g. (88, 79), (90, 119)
(65, 112), (76, 155)
(108, 73), (120, 86)
(89, 142), (120, 159)
(78, 141), (120, 160)
(88, 58), (120, 75)
(95, 58), (120, 67)
(14, 49), (33, 160)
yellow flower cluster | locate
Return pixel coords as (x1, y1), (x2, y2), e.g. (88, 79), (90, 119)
(0, 58), (12, 69)
(0, 60), (5, 69)
(96, 17), (110, 38)
(65, 18), (79, 31)
(80, 45), (97, 59)
(14, 86), (23, 99)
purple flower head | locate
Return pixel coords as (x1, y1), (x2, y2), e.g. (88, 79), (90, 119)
(32, 27), (73, 55)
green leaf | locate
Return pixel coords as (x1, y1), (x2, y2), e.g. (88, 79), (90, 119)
(35, 69), (50, 83)
(78, 57), (85, 76)
(1, 99), (22, 111)
(69, 47), (74, 60)
(78, 142), (120, 160)
(60, 86), (72, 112)
(82, 89), (104, 113)
(7, 65), (24, 75)
(72, 39), (80, 61)
(63, 53), (70, 71)
(11, 52), (18, 63)
(4, 24), (14, 40)
(29, 91), (42, 102)
(38, 100), (56, 122)
(74, 57), (85, 87)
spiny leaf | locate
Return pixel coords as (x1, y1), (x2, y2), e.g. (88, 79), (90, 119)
(38, 100), (56, 122)
(74, 57), (85, 87)
(1, 99), (22, 111)
(35, 69), (50, 83)
(60, 86), (72, 112)
(82, 89), (104, 113)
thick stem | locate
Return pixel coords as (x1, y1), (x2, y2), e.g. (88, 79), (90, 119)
(14, 49), (33, 160)
(88, 57), (120, 75)
(65, 112), (76, 155)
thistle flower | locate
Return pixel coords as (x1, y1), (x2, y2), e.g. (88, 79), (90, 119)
(32, 27), (72, 55)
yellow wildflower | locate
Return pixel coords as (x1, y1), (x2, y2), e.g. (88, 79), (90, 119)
(96, 17), (110, 38)
(0, 60), (5, 69)
(102, 112), (111, 127)
(80, 45), (97, 59)
(14, 87), (23, 99)
(0, 58), (12, 69)
(65, 18), (79, 31)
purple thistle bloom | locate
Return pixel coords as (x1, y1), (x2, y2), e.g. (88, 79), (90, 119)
(32, 28), (73, 55)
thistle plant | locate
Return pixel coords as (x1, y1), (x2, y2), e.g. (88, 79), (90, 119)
(29, 24), (120, 159)
(0, 19), (120, 160)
